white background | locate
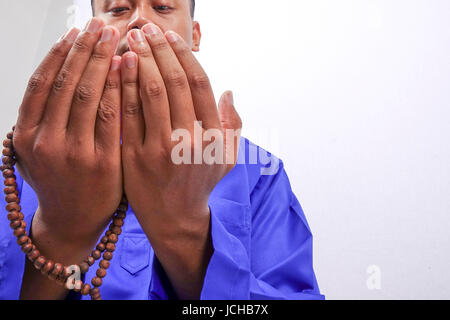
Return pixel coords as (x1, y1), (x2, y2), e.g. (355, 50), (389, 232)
(1, 0), (449, 299)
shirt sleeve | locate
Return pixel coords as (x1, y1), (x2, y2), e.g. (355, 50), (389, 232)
(0, 161), (32, 300)
(199, 160), (324, 300)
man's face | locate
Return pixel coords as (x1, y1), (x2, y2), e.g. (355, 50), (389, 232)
(92, 0), (201, 56)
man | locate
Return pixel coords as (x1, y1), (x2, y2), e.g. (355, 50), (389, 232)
(0, 0), (324, 300)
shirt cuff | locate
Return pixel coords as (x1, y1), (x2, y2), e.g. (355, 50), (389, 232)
(200, 204), (251, 300)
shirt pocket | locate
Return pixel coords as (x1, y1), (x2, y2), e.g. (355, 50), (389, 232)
(120, 234), (151, 275)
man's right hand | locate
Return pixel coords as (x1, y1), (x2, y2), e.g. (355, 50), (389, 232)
(11, 17), (122, 298)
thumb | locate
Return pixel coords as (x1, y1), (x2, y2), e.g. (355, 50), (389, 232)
(218, 91), (242, 131)
(218, 91), (242, 168)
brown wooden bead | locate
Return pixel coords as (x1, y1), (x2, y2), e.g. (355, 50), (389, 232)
(4, 178), (16, 187)
(2, 156), (13, 165)
(49, 263), (63, 280)
(2, 148), (13, 157)
(81, 283), (91, 296)
(33, 256), (46, 270)
(116, 212), (126, 219)
(91, 276), (102, 287)
(113, 218), (124, 227)
(96, 268), (107, 278)
(11, 220), (26, 230)
(96, 243), (106, 252)
(6, 202), (20, 212)
(13, 227), (26, 237)
(6, 131), (13, 139)
(21, 243), (33, 254)
(4, 186), (17, 194)
(27, 248), (40, 262)
(118, 204), (128, 212)
(7, 211), (20, 221)
(18, 212), (24, 220)
(110, 226), (122, 235)
(5, 193), (19, 203)
(16, 235), (29, 245)
(101, 236), (109, 244)
(105, 243), (115, 252)
(108, 234), (118, 243)
(85, 256), (95, 266)
(90, 287), (100, 296)
(2, 170), (15, 179)
(92, 250), (101, 260)
(41, 260), (55, 275)
(10, 220), (22, 229)
(79, 262), (90, 274)
(103, 251), (113, 261)
(99, 260), (110, 270)
(105, 230), (112, 237)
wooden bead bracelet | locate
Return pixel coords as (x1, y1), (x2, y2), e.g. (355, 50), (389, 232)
(1, 125), (127, 300)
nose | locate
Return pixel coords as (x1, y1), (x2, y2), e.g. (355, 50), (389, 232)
(127, 5), (153, 32)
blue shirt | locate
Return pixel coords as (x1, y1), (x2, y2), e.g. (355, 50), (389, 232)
(0, 137), (324, 300)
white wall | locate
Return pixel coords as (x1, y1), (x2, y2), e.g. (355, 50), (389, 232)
(1, 0), (449, 299)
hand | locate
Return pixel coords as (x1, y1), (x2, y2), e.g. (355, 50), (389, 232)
(120, 24), (242, 299)
(13, 18), (122, 250)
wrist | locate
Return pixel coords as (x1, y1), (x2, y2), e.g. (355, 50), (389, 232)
(31, 207), (102, 264)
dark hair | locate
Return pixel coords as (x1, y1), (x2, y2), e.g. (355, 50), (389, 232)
(91, 0), (196, 18)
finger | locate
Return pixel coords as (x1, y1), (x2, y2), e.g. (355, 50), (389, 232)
(121, 51), (145, 147)
(142, 23), (197, 130)
(95, 56), (122, 154)
(127, 29), (171, 143)
(218, 91), (242, 167)
(17, 27), (80, 130)
(165, 30), (221, 130)
(68, 25), (120, 142)
(42, 17), (105, 131)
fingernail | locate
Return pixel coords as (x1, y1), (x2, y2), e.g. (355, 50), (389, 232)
(63, 27), (79, 43)
(124, 54), (136, 69)
(131, 29), (145, 42)
(143, 23), (161, 37)
(110, 56), (121, 71)
(165, 31), (180, 43)
(86, 18), (102, 33)
(100, 27), (113, 42)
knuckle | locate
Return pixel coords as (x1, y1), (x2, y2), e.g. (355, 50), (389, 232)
(104, 78), (120, 91)
(72, 38), (92, 54)
(151, 39), (169, 52)
(97, 99), (119, 122)
(122, 78), (138, 89)
(27, 73), (48, 94)
(91, 49), (110, 63)
(123, 102), (142, 116)
(189, 73), (211, 90)
(53, 70), (74, 93)
(32, 140), (50, 158)
(74, 85), (97, 104)
(49, 42), (68, 59)
(134, 46), (153, 58)
(142, 79), (164, 98)
(166, 70), (187, 89)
